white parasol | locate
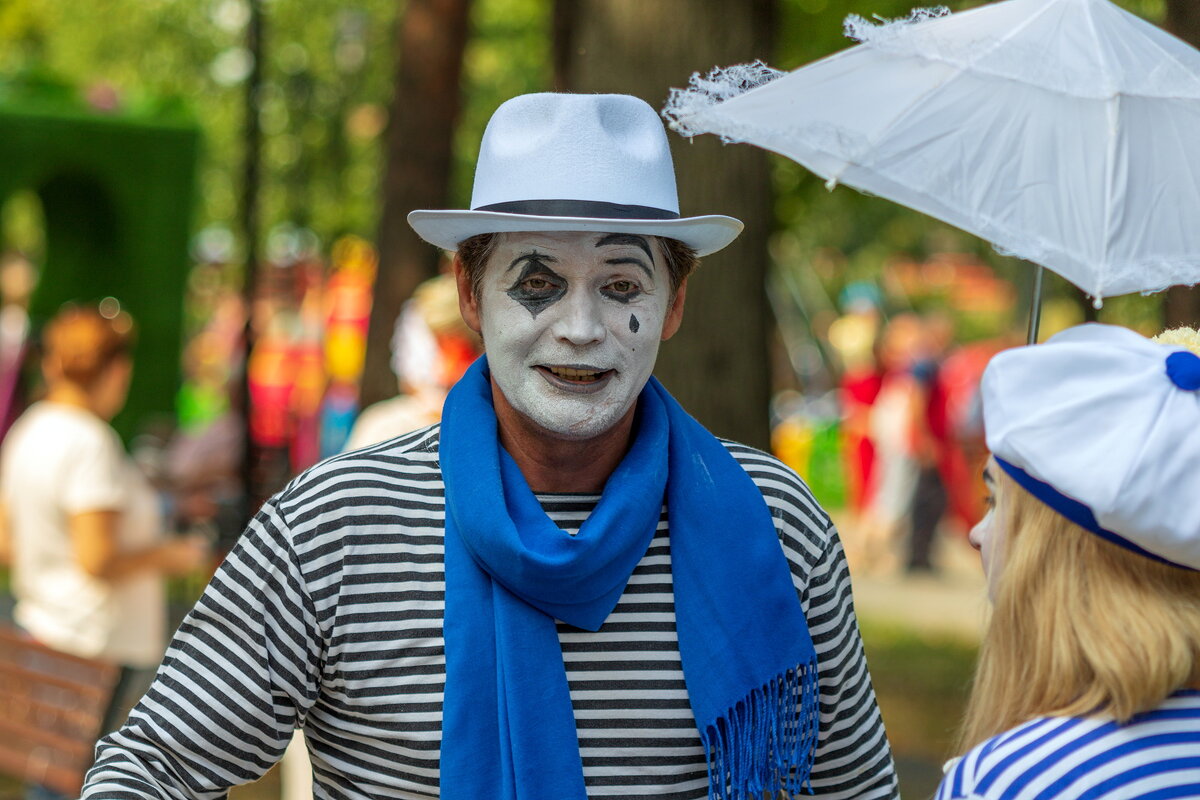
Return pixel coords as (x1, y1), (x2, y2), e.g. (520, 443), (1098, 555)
(664, 0), (1200, 339)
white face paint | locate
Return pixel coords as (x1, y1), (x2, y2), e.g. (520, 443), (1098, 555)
(969, 457), (1007, 602)
(475, 231), (674, 440)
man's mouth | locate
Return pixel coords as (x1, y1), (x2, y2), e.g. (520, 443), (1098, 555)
(536, 364), (615, 391)
(547, 365), (606, 382)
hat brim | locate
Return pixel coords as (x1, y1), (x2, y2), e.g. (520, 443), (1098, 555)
(407, 209), (744, 258)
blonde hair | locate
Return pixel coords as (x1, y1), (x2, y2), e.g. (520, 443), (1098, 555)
(42, 306), (135, 389)
(958, 470), (1200, 752)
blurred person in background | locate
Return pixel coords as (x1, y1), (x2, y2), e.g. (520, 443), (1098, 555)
(905, 311), (952, 575)
(0, 251), (37, 439)
(828, 283), (884, 545)
(0, 305), (209, 800)
(938, 324), (1200, 800)
(164, 391), (245, 555)
(936, 334), (1010, 539)
(165, 289), (248, 555)
(853, 312), (928, 573)
(344, 272), (481, 449)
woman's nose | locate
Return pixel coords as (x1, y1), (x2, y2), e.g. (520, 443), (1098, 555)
(968, 521), (984, 552)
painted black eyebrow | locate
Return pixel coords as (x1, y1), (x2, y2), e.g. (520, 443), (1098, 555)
(595, 234), (653, 263)
(606, 257), (654, 281)
(504, 250), (557, 274)
(595, 234), (654, 279)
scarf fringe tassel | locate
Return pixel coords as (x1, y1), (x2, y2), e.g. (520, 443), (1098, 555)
(699, 660), (820, 800)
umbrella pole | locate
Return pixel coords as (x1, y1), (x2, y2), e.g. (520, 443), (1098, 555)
(1026, 263), (1045, 345)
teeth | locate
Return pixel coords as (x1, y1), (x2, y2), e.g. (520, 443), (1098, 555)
(550, 366), (603, 382)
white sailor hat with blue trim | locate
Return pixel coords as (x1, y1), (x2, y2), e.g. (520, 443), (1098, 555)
(981, 323), (1200, 571)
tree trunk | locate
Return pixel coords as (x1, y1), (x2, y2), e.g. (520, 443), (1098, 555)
(362, 0), (472, 406)
(558, 0), (776, 450)
(1163, 0), (1200, 328)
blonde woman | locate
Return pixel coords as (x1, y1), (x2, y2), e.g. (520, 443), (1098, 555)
(937, 323), (1200, 800)
(0, 306), (207, 799)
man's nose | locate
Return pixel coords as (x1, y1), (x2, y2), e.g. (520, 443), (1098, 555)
(550, 289), (606, 346)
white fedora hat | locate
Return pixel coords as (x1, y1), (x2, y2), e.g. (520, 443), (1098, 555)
(407, 93), (743, 257)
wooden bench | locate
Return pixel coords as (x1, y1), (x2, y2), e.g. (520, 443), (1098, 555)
(0, 624), (120, 796)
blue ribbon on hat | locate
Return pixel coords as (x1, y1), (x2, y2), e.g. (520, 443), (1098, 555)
(1166, 350), (1200, 391)
(994, 457), (1195, 572)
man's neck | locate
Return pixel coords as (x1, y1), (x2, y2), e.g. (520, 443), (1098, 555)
(490, 378), (636, 494)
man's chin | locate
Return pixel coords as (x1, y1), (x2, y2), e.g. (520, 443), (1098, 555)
(530, 411), (627, 442)
(517, 393), (637, 442)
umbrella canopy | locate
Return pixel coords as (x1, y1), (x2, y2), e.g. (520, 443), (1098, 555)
(664, 0), (1200, 302)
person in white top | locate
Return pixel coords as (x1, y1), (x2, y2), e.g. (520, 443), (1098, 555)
(345, 272), (481, 451)
(0, 304), (208, 799)
(937, 324), (1200, 800)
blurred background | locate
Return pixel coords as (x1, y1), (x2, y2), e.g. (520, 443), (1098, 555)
(0, 0), (1195, 797)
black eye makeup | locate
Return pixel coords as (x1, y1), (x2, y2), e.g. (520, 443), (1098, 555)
(600, 278), (643, 304)
(505, 255), (567, 317)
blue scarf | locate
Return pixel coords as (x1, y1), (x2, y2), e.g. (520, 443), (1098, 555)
(440, 358), (818, 800)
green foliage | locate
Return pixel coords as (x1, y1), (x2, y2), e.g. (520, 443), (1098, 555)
(858, 616), (979, 796)
(0, 104), (198, 440)
(454, 0), (553, 207)
(0, 0), (397, 253)
(0, 0), (560, 255)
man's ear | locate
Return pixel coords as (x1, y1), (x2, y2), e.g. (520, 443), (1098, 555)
(453, 256), (482, 335)
(660, 277), (688, 342)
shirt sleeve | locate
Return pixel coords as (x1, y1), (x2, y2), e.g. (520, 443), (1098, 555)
(61, 424), (127, 513)
(83, 497), (323, 799)
(802, 523), (900, 799)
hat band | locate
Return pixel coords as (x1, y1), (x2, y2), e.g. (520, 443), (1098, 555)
(473, 199), (681, 220)
(994, 457), (1195, 572)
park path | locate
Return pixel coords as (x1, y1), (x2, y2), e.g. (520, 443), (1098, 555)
(833, 508), (989, 643)
(848, 534), (989, 643)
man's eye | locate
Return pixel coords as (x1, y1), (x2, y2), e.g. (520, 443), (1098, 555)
(610, 280), (636, 293)
(524, 277), (554, 290)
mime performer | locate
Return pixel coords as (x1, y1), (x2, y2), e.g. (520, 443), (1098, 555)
(83, 93), (898, 800)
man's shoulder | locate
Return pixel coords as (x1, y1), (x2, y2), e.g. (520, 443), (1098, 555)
(275, 423), (444, 517)
(719, 440), (828, 516)
(718, 439), (834, 555)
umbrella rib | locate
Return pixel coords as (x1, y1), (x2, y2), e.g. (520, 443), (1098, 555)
(1100, 92), (1120, 299)
(1082, 0), (1118, 96)
(1097, 0), (1200, 100)
(1087, 0), (1118, 298)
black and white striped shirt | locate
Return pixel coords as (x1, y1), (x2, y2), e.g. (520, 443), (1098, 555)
(85, 425), (898, 799)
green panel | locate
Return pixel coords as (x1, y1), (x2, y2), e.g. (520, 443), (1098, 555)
(0, 103), (199, 441)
